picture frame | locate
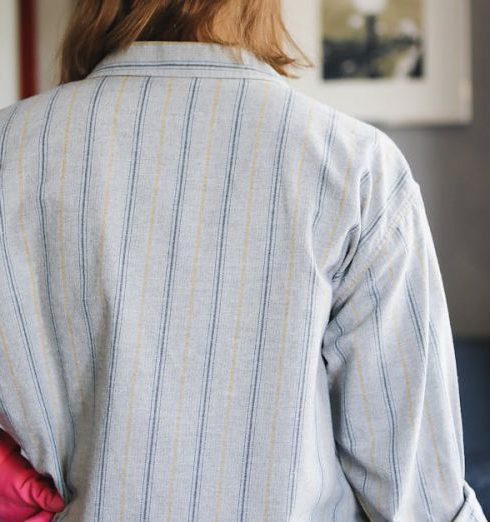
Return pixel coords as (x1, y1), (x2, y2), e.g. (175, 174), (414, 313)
(283, 0), (473, 127)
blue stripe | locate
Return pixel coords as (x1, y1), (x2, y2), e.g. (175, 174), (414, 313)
(396, 228), (437, 518)
(416, 453), (434, 520)
(188, 78), (248, 521)
(237, 87), (294, 521)
(94, 76), (153, 519)
(396, 223), (462, 512)
(289, 268), (323, 521)
(394, 226), (428, 365)
(332, 317), (361, 474)
(360, 170), (370, 185)
(0, 104), (68, 498)
(0, 107), (21, 450)
(358, 168), (410, 248)
(78, 76), (108, 418)
(36, 86), (77, 499)
(331, 316), (364, 517)
(428, 321), (464, 476)
(139, 77), (201, 521)
(333, 319), (357, 471)
(312, 111), (339, 239)
(367, 267), (401, 513)
(289, 108), (337, 520)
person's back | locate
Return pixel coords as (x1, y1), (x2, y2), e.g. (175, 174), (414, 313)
(0, 2), (486, 522)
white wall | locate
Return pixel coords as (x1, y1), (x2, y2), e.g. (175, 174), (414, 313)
(0, 0), (75, 110)
(0, 0), (20, 109)
(37, 0), (75, 91)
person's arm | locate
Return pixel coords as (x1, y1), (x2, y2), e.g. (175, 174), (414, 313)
(321, 135), (487, 520)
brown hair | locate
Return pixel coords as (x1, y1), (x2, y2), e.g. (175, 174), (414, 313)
(58, 0), (314, 84)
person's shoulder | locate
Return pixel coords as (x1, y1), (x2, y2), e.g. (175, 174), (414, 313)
(287, 86), (377, 148)
(293, 89), (420, 281)
(1, 87), (52, 115)
(286, 86), (416, 194)
(0, 97), (28, 159)
(0, 97), (25, 130)
(0, 83), (71, 158)
(0, 79), (83, 129)
(290, 86), (417, 195)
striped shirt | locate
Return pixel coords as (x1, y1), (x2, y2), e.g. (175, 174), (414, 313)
(0, 41), (486, 521)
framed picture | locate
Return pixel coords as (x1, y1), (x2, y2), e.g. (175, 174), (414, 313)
(283, 0), (473, 126)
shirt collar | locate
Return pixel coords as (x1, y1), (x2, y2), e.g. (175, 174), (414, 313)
(85, 40), (290, 86)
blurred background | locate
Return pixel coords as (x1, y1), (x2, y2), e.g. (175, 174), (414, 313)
(1, 0), (489, 515)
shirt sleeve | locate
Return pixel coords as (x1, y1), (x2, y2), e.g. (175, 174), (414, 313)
(321, 139), (487, 521)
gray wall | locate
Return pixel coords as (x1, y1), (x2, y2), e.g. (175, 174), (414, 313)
(378, 0), (489, 338)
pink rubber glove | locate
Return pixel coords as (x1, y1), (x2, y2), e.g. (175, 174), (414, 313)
(0, 430), (65, 522)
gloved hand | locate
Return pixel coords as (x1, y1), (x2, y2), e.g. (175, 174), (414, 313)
(0, 430), (65, 522)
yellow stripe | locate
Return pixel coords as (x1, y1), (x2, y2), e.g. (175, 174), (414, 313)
(58, 83), (83, 395)
(165, 79), (223, 522)
(116, 78), (174, 522)
(262, 101), (314, 521)
(213, 81), (272, 522)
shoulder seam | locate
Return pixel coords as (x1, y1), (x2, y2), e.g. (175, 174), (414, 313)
(331, 181), (420, 308)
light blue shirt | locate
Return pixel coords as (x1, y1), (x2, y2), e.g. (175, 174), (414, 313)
(0, 40), (486, 521)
